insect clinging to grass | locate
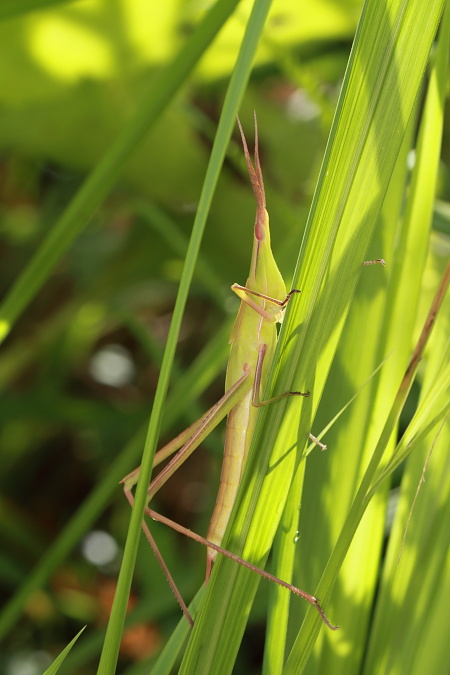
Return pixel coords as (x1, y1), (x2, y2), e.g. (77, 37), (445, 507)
(121, 114), (337, 630)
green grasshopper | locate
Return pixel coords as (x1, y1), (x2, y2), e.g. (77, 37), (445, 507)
(122, 115), (336, 630)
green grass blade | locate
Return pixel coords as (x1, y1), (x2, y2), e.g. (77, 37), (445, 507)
(43, 626), (86, 675)
(283, 265), (449, 675)
(364, 319), (450, 674)
(283, 123), (415, 675)
(283, 4), (449, 666)
(263, 117), (413, 672)
(371, 338), (450, 495)
(283, 6), (450, 672)
(151, 588), (205, 675)
(262, 459), (306, 675)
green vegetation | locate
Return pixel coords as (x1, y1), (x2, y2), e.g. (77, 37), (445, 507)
(0, 1), (448, 674)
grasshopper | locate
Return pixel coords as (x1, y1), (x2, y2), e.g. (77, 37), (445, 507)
(122, 115), (336, 630)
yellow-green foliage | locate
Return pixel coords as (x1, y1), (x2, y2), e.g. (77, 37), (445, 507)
(0, 2), (448, 674)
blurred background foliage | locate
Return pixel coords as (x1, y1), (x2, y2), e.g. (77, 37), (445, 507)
(0, 1), (448, 674)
